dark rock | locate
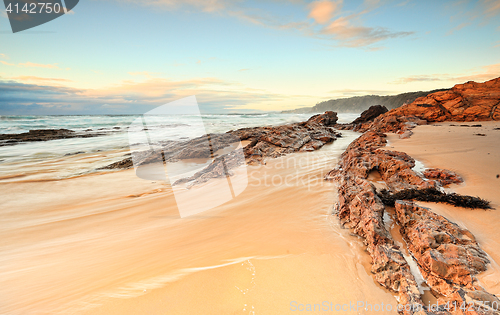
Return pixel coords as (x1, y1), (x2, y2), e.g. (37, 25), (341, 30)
(64, 151), (85, 156)
(0, 129), (105, 147)
(98, 157), (134, 170)
(351, 105), (388, 124)
(306, 111), (338, 126)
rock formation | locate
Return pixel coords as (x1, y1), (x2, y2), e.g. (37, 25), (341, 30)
(329, 77), (500, 314)
(102, 112), (342, 185)
(0, 129), (106, 147)
(337, 77), (500, 135)
(396, 201), (500, 314)
(351, 105), (388, 124)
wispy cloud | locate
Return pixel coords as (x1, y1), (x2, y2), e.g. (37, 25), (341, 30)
(391, 63), (500, 84)
(238, 68), (250, 72)
(19, 62), (60, 69)
(446, 0), (500, 35)
(109, 0), (414, 48)
(0, 60), (15, 66)
(446, 22), (470, 35)
(481, 0), (500, 17)
(321, 15), (413, 47)
(13, 76), (73, 83)
(0, 60), (61, 68)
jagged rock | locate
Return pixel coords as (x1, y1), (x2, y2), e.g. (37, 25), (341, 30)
(329, 127), (495, 314)
(330, 132), (429, 313)
(351, 105), (388, 124)
(395, 201), (500, 314)
(423, 168), (464, 186)
(336, 77), (500, 136)
(326, 131), (435, 192)
(306, 111), (338, 126)
(103, 112), (341, 187)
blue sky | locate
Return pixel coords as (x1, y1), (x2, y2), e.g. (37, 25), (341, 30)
(0, 0), (499, 114)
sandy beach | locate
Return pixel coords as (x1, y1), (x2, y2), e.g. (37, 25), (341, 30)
(0, 130), (404, 315)
(2, 120), (500, 314)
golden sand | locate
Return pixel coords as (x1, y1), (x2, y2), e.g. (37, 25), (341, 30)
(0, 131), (398, 315)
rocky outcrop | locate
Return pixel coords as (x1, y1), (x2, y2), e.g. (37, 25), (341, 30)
(0, 129), (106, 147)
(325, 131), (435, 192)
(396, 201), (500, 314)
(352, 105), (388, 124)
(103, 112), (342, 184)
(337, 77), (500, 135)
(328, 129), (497, 314)
(388, 78), (500, 122)
(306, 111), (338, 126)
(328, 132), (432, 314)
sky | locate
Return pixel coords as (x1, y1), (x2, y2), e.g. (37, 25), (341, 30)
(0, 0), (499, 115)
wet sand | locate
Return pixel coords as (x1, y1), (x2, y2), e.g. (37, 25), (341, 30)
(0, 131), (400, 315)
(387, 121), (500, 297)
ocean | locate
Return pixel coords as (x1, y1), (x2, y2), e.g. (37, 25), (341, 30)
(0, 113), (359, 181)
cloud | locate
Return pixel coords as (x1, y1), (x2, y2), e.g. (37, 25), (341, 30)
(391, 63), (500, 84)
(446, 22), (470, 35)
(308, 1), (342, 24)
(481, 0), (500, 17)
(19, 62), (60, 69)
(0, 75), (310, 114)
(238, 68), (250, 72)
(0, 60), (15, 66)
(0, 53), (7, 59)
(109, 0), (413, 48)
(446, 0), (500, 35)
(321, 15), (413, 47)
(391, 75), (445, 84)
(13, 76), (73, 83)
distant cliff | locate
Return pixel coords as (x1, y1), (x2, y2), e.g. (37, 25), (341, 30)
(282, 89), (448, 114)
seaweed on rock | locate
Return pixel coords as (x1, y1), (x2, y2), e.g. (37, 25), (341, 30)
(377, 188), (491, 209)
